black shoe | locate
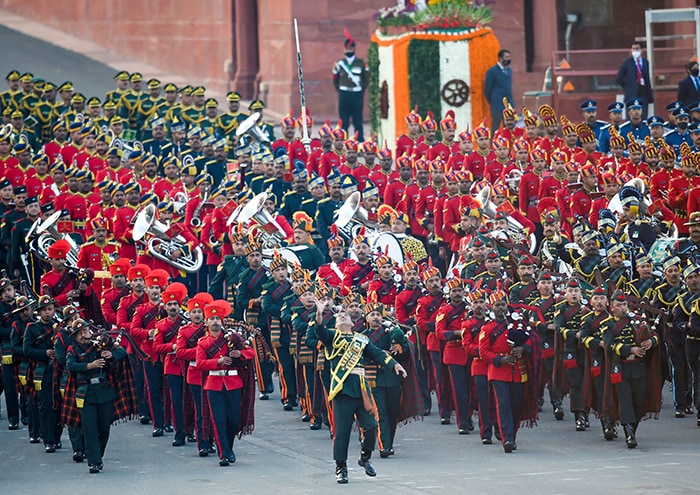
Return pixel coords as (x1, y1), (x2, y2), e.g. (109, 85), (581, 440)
(553, 406), (564, 421)
(603, 421), (615, 441)
(186, 434), (196, 443)
(198, 448), (209, 457)
(228, 451), (236, 464)
(379, 449), (391, 458)
(30, 436), (40, 444)
(584, 416), (590, 428)
(164, 424), (174, 433)
(21, 416), (29, 426)
(675, 408), (685, 418)
(8, 421), (19, 430)
(440, 418), (451, 425)
(466, 422), (475, 432)
(495, 429), (502, 442)
(219, 458), (230, 467)
(266, 383), (274, 394)
(575, 413), (586, 432)
(301, 413), (311, 422)
(259, 393), (269, 400)
(139, 415), (151, 425)
(283, 402), (294, 412)
(482, 438), (492, 445)
(152, 428), (164, 437)
(423, 409), (431, 416)
(73, 451), (85, 462)
(292, 399), (299, 407)
(458, 428), (470, 435)
(89, 464), (100, 474)
(623, 424), (637, 449)
(207, 445), (217, 454)
(335, 463), (348, 484)
(310, 421), (322, 430)
(685, 405), (694, 415)
(45, 443), (56, 453)
(97, 462), (103, 471)
(503, 441), (515, 453)
(358, 455), (376, 477)
(172, 438), (185, 447)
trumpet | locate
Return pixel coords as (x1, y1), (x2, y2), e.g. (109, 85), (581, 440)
(190, 185), (211, 228)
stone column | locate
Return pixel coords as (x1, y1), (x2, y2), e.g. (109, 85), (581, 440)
(232, 0), (260, 99)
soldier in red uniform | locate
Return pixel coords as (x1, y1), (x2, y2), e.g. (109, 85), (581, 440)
(558, 116), (582, 162)
(340, 232), (374, 296)
(318, 124), (346, 180)
(395, 107), (424, 158)
(412, 112), (439, 160)
(519, 147), (547, 240)
(415, 161), (445, 252)
(153, 157), (185, 201)
(436, 278), (473, 434)
(570, 164), (599, 223)
(401, 158), (430, 242)
(415, 266), (445, 416)
(175, 292), (215, 457)
(384, 155), (412, 209)
(39, 239), (79, 307)
(100, 258), (131, 328)
(152, 282), (189, 447)
(668, 144), (699, 236)
(429, 110), (459, 161)
(536, 105), (563, 157)
(271, 110), (297, 157)
(649, 144), (679, 202)
(306, 119), (333, 176)
(589, 173), (619, 228)
(484, 136), (512, 184)
(479, 290), (538, 453)
(131, 268), (170, 437)
(317, 227), (351, 287)
(366, 255), (397, 308)
(539, 150), (568, 201)
(368, 145), (398, 197)
(446, 129), (473, 173)
(572, 124), (602, 168)
(494, 99), (524, 145)
(464, 121), (494, 181)
(112, 182), (141, 259)
(76, 217), (119, 297)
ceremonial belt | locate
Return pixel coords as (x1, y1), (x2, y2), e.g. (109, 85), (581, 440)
(367, 326), (385, 345)
(247, 268), (266, 293)
(141, 305), (161, 330)
(352, 262), (373, 286)
(110, 287), (130, 313)
(328, 332), (369, 401)
(209, 370), (237, 376)
(126, 295), (145, 318)
(189, 361), (197, 367)
(377, 280), (394, 301)
(339, 86), (363, 92)
(404, 289), (422, 314)
(162, 315), (183, 343)
(186, 324), (206, 348)
(446, 303), (466, 326)
(270, 282), (290, 302)
(527, 199), (539, 206)
(489, 321), (508, 344)
(50, 269), (74, 297)
(204, 334), (227, 359)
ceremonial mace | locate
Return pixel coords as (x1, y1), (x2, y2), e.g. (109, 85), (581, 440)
(294, 18), (311, 153)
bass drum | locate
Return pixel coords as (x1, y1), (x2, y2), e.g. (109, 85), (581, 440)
(262, 247), (303, 270)
(372, 232), (405, 266)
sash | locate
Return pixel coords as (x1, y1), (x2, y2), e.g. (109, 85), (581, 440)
(162, 315), (184, 343)
(377, 279), (394, 301)
(126, 294), (145, 318)
(446, 303), (466, 326)
(270, 281), (290, 302)
(519, 283), (537, 301)
(426, 295), (444, 314)
(403, 288), (422, 314)
(204, 333), (227, 359)
(247, 268), (266, 293)
(328, 332), (369, 401)
(186, 324), (206, 348)
(48, 269), (74, 298)
(141, 304), (161, 329)
(367, 326), (385, 345)
(351, 262), (373, 286)
(489, 320), (508, 344)
(564, 303), (581, 322)
(110, 286), (131, 313)
(32, 323), (54, 347)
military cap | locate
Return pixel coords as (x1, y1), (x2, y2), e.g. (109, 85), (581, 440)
(147, 78), (161, 89)
(144, 268), (170, 289)
(626, 98), (643, 109)
(205, 98), (218, 109)
(673, 106), (689, 119)
(19, 72), (33, 83)
(607, 102), (624, 113)
(114, 71), (130, 81)
(191, 86), (206, 97)
(187, 292), (214, 312)
(610, 290), (627, 303)
(661, 256), (680, 272)
(269, 250), (288, 272)
(129, 72), (143, 82)
(108, 258), (132, 278)
(43, 81), (56, 92)
(580, 99), (597, 111)
(226, 91), (241, 102)
(71, 92), (86, 103)
(665, 101), (682, 111)
(103, 101), (116, 110)
(489, 290), (507, 305)
(164, 83), (178, 93)
(58, 81), (75, 93)
(36, 295), (55, 310)
(364, 301), (385, 317)
(178, 85), (193, 95)
(87, 97), (101, 108)
(647, 115), (664, 127)
(5, 70), (20, 81)
(248, 99), (265, 111)
(683, 264), (700, 278)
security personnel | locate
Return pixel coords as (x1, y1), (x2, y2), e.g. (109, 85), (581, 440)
(313, 297), (406, 484)
(602, 290), (662, 449)
(195, 299), (255, 467)
(618, 98), (650, 145)
(23, 295), (62, 452)
(555, 279), (588, 431)
(65, 318), (129, 473)
(580, 99), (608, 146)
(332, 30), (368, 141)
(664, 107), (693, 156)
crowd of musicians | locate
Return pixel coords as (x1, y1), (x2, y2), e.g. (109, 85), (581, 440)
(2, 69), (700, 482)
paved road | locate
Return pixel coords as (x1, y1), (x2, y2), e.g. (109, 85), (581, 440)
(1, 384), (699, 495)
(0, 25), (115, 102)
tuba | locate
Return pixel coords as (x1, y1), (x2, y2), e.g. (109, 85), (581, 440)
(235, 112), (270, 152)
(235, 191), (287, 248)
(26, 211), (80, 267)
(475, 184), (536, 253)
(132, 204), (203, 273)
(333, 191), (378, 240)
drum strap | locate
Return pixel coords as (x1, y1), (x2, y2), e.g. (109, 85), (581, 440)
(329, 262), (344, 281)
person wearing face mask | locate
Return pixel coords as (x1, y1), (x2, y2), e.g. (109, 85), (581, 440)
(677, 60), (700, 108)
(616, 42), (654, 120)
(664, 107), (694, 157)
(331, 29), (369, 142)
(484, 49), (514, 133)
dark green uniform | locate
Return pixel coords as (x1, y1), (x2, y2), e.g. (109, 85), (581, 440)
(580, 308), (614, 438)
(117, 90), (147, 130)
(262, 278), (296, 407)
(216, 110), (248, 138)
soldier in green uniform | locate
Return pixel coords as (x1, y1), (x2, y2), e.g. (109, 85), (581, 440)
(200, 98), (219, 137)
(31, 81), (58, 143)
(20, 77), (43, 118)
(165, 84), (191, 128)
(291, 211), (325, 272)
(104, 71), (130, 106)
(313, 297), (406, 484)
(0, 70), (22, 113)
(117, 72), (146, 131)
(331, 30), (369, 141)
(217, 91), (248, 141)
(315, 170), (343, 258)
(53, 81), (74, 117)
(181, 86), (206, 128)
(248, 99), (275, 142)
(135, 79), (165, 140)
(208, 227), (248, 304)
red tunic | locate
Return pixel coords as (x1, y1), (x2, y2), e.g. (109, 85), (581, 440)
(429, 141), (459, 162)
(367, 278), (397, 307)
(101, 286), (130, 328)
(340, 260), (374, 296)
(416, 293), (445, 351)
(479, 319), (529, 382)
(176, 322), (206, 385)
(76, 240), (119, 297)
(395, 133), (423, 158)
(113, 204), (139, 259)
(131, 300), (161, 361)
(519, 170), (542, 225)
(462, 316), (488, 376)
(319, 150), (344, 180)
(153, 316), (185, 376)
(316, 259), (352, 288)
(464, 150), (494, 181)
(570, 188), (596, 222)
(196, 333), (255, 391)
(40, 268), (75, 307)
(446, 151), (467, 173)
(436, 302), (468, 366)
(384, 179), (410, 209)
(649, 168), (680, 202)
(368, 169), (399, 197)
(402, 181), (428, 237)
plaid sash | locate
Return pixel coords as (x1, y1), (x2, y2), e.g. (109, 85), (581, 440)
(351, 261), (373, 285)
(247, 268), (267, 293)
(446, 302), (466, 326)
(402, 288), (422, 315)
(377, 279), (395, 301)
(489, 320), (508, 344)
(296, 306), (316, 363)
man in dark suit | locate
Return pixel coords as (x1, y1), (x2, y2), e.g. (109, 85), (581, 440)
(678, 60), (700, 109)
(616, 42), (653, 119)
(484, 49), (513, 133)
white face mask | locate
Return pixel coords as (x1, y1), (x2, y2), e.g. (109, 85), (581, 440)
(631, 50), (642, 60)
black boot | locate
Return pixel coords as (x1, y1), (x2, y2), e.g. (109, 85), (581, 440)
(602, 420), (614, 441)
(358, 451), (377, 477)
(623, 424), (637, 449)
(335, 461), (348, 484)
(553, 401), (564, 421)
(575, 412), (586, 431)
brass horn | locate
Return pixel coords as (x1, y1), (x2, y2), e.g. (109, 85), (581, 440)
(26, 211), (80, 267)
(235, 112), (270, 150)
(235, 191), (286, 247)
(333, 191), (377, 239)
(132, 204), (203, 273)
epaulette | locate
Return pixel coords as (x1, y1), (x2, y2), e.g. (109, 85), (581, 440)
(599, 315), (613, 326)
(317, 197), (330, 205)
(581, 310), (594, 320)
(301, 198), (315, 205)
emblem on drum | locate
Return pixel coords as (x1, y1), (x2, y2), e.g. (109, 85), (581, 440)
(441, 79), (470, 107)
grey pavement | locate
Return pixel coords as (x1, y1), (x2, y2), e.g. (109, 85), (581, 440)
(1, 385), (699, 495)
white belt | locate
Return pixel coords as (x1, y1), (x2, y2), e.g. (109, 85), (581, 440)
(209, 370), (238, 376)
(189, 361), (197, 367)
(350, 367), (365, 376)
(339, 86), (363, 92)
